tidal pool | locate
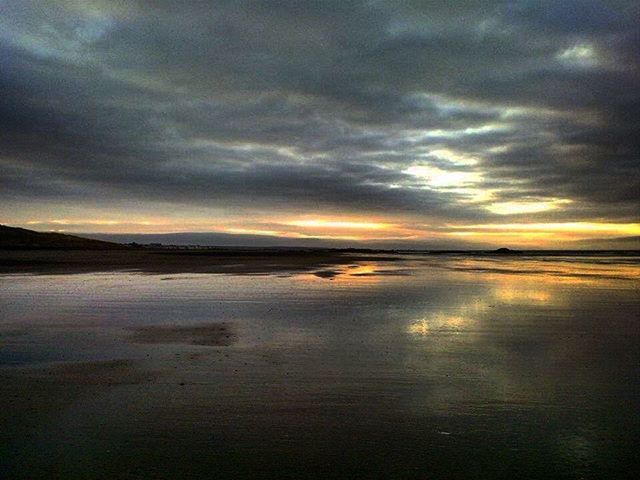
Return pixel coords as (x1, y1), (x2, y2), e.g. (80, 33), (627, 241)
(1, 254), (638, 479)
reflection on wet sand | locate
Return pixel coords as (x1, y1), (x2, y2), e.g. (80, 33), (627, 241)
(0, 254), (638, 479)
(442, 255), (640, 283)
(304, 262), (415, 283)
(407, 284), (556, 337)
(408, 315), (471, 336)
(493, 286), (551, 303)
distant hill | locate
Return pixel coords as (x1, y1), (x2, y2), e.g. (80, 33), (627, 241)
(80, 231), (487, 250)
(0, 225), (126, 250)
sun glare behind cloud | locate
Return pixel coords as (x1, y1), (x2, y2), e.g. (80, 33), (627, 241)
(486, 199), (572, 215)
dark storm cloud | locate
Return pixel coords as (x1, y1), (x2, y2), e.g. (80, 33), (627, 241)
(504, 0), (632, 34)
(1, 0), (638, 225)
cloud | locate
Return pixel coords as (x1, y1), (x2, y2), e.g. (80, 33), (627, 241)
(0, 1), (638, 245)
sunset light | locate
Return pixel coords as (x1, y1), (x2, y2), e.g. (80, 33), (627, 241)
(285, 219), (392, 230)
(2, 2), (638, 478)
(1, 0), (637, 250)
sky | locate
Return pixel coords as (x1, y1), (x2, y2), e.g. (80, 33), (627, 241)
(1, 0), (639, 248)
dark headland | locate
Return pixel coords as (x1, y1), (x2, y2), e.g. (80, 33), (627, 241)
(0, 225), (399, 275)
(0, 225), (125, 250)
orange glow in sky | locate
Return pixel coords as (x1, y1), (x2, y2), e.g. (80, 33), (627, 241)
(17, 215), (640, 249)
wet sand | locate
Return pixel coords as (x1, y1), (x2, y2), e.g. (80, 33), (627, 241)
(128, 323), (237, 346)
(0, 359), (152, 385)
(0, 248), (400, 275)
(1, 254), (639, 479)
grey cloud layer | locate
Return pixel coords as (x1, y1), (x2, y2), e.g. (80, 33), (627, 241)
(1, 0), (638, 223)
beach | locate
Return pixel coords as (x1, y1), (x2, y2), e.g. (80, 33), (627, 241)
(1, 253), (639, 479)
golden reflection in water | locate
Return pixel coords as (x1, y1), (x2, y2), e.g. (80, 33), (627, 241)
(347, 264), (378, 276)
(408, 313), (476, 336)
(493, 287), (551, 304)
(296, 262), (410, 284)
(406, 258), (638, 338)
(407, 271), (570, 337)
(444, 315), (467, 328)
(408, 319), (431, 336)
(326, 264), (385, 284)
(450, 257), (640, 285)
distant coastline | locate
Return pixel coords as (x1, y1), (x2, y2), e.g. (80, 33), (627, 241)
(0, 224), (637, 276)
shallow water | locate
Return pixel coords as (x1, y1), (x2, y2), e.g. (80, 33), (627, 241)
(1, 255), (639, 479)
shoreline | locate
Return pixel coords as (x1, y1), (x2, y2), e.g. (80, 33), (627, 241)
(0, 248), (401, 275)
(1, 248), (638, 276)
